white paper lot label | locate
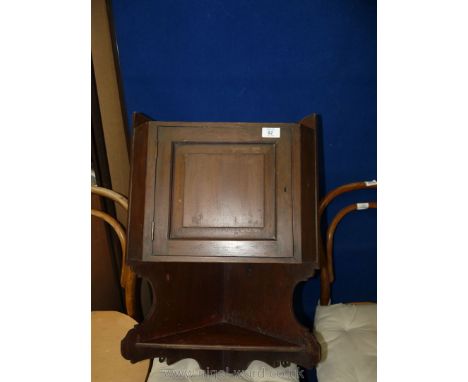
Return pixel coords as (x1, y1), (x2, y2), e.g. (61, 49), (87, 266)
(262, 127), (281, 138)
(356, 203), (370, 210)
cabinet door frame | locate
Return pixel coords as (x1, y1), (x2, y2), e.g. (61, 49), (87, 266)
(148, 122), (297, 262)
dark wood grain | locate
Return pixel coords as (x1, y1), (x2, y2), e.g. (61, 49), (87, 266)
(150, 124), (294, 260)
(126, 123), (149, 262)
(123, 116), (322, 371)
(299, 115), (320, 267)
(170, 143), (274, 239)
(137, 323), (302, 351)
(127, 122), (158, 262)
(132, 112), (152, 129)
(127, 120), (320, 264)
(121, 262), (320, 369)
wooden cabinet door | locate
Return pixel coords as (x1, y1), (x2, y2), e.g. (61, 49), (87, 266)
(150, 123), (295, 261)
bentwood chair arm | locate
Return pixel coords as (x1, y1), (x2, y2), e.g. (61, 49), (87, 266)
(318, 181), (377, 306)
(91, 186), (136, 319)
(318, 180), (376, 219)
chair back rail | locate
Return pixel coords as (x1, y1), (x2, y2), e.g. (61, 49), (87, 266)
(91, 186), (136, 318)
(318, 181), (377, 306)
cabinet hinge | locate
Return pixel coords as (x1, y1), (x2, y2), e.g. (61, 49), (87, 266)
(151, 221), (155, 241)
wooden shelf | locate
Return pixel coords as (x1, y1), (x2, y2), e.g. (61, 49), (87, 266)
(123, 117), (321, 370)
(122, 263), (320, 368)
(136, 322), (302, 352)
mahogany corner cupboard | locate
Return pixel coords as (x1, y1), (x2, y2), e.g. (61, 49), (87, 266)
(122, 114), (322, 371)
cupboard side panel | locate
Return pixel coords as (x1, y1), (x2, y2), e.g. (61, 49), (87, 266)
(300, 125), (319, 267)
(127, 123), (149, 262)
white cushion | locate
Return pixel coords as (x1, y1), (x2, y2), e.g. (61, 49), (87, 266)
(148, 359), (300, 382)
(314, 303), (376, 382)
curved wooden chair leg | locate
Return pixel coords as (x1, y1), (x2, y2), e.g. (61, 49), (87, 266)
(92, 186), (150, 381)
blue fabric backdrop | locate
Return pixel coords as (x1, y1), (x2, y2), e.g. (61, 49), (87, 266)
(109, 1), (376, 379)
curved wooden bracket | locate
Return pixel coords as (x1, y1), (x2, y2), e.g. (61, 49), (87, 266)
(122, 263), (320, 371)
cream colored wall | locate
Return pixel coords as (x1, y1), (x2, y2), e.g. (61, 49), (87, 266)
(91, 0), (129, 226)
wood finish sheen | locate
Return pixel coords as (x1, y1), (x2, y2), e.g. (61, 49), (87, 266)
(151, 124), (293, 260)
(299, 115), (320, 266)
(127, 119), (319, 264)
(171, 143), (274, 238)
(123, 115), (321, 370)
(121, 262), (320, 369)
